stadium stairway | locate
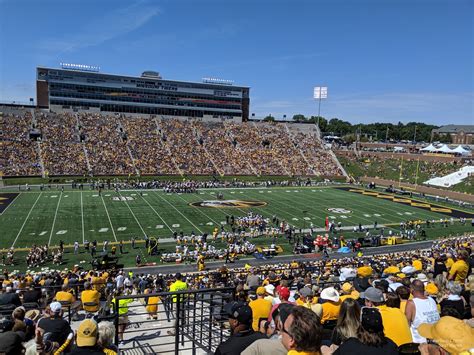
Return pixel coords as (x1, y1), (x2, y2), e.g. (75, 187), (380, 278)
(191, 123), (224, 176)
(156, 117), (183, 176)
(223, 121), (259, 176)
(285, 123), (318, 175)
(36, 141), (46, 178)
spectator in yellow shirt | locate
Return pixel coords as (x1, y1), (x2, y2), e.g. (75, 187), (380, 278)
(361, 286), (412, 346)
(81, 281), (100, 312)
(249, 287), (272, 331)
(448, 250), (469, 283)
(383, 261), (401, 276)
(412, 256), (422, 271)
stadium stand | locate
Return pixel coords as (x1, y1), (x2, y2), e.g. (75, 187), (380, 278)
(0, 235), (471, 354)
(0, 109), (343, 177)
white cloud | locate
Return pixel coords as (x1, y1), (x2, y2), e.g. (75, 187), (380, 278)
(38, 1), (159, 53)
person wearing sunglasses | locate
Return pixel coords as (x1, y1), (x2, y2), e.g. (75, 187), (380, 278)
(281, 306), (322, 355)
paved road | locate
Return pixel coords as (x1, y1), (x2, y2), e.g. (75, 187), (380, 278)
(125, 240), (433, 275)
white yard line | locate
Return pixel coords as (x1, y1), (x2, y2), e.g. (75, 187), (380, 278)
(81, 191), (85, 244)
(119, 192), (147, 237)
(139, 194), (174, 233)
(11, 192), (42, 248)
(48, 192), (63, 246)
(101, 195), (118, 242)
(151, 191), (204, 234)
(0, 192), (21, 215)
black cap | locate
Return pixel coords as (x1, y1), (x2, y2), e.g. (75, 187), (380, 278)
(223, 301), (253, 325)
(361, 307), (383, 332)
(176, 272), (182, 280)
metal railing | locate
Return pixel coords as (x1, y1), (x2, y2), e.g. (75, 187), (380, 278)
(113, 287), (235, 354)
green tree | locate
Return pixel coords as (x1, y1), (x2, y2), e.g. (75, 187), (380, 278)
(263, 115), (275, 122)
(292, 114), (306, 122)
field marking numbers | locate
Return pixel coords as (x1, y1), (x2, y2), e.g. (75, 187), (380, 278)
(303, 217), (311, 220)
(139, 195), (174, 233)
(50, 195), (58, 198)
(117, 193), (147, 237)
(56, 230), (67, 235)
(11, 192), (43, 248)
(172, 224), (180, 228)
(206, 222), (213, 225)
(117, 227), (127, 231)
(155, 225), (164, 229)
(99, 228), (109, 233)
(39, 231), (47, 236)
(100, 195), (117, 242)
(48, 192), (63, 246)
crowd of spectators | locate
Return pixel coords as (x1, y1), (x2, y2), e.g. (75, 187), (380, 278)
(0, 111), (42, 176)
(0, 235), (472, 354)
(1, 110), (343, 178)
(36, 112), (89, 176)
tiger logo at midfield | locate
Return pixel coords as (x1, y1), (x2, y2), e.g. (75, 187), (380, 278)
(190, 200), (267, 208)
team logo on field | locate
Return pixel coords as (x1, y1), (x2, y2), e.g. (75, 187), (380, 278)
(112, 196), (135, 201)
(327, 208), (352, 214)
(190, 200), (267, 208)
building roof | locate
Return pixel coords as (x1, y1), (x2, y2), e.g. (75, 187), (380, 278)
(434, 125), (474, 134)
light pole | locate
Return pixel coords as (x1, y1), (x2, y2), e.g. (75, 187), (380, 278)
(313, 86), (328, 128)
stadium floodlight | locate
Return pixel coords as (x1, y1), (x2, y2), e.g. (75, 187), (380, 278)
(313, 86), (328, 129)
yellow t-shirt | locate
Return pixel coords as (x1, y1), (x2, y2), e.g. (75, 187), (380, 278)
(377, 305), (413, 346)
(400, 300), (407, 314)
(357, 266), (373, 277)
(445, 258), (454, 270)
(55, 291), (75, 303)
(321, 300), (342, 323)
(412, 260), (422, 271)
(81, 289), (100, 311)
(383, 266), (400, 275)
(449, 260), (469, 283)
(146, 296), (160, 314)
(249, 298), (272, 331)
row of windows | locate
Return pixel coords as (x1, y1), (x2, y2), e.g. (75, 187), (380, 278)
(50, 100), (241, 117)
(49, 83), (243, 102)
(49, 91), (241, 110)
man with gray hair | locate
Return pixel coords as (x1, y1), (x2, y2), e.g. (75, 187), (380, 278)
(405, 279), (439, 343)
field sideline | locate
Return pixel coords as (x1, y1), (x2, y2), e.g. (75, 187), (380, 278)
(1, 186), (473, 250)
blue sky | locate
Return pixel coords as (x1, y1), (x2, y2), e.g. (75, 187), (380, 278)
(0, 0), (472, 125)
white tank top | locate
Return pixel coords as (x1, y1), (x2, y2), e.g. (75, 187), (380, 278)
(411, 297), (440, 343)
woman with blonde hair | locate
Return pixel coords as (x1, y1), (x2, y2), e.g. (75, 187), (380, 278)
(330, 298), (360, 345)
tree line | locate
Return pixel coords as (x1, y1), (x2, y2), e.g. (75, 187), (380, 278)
(262, 114), (450, 143)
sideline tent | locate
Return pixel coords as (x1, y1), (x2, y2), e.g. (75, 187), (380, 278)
(451, 145), (470, 156)
(436, 144), (454, 153)
(420, 144), (436, 152)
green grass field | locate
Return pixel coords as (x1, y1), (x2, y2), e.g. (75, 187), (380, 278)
(1, 186), (473, 250)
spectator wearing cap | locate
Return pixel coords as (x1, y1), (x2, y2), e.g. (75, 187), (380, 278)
(418, 316), (474, 355)
(361, 286), (412, 346)
(215, 301), (266, 355)
(357, 260), (373, 278)
(405, 279), (440, 343)
(295, 287), (313, 308)
(37, 301), (72, 346)
(264, 284), (275, 305)
(320, 287), (342, 324)
(383, 261), (400, 276)
(326, 307), (398, 355)
(268, 287), (293, 322)
(281, 306), (322, 355)
(69, 319), (104, 355)
(339, 282), (359, 302)
(448, 250), (469, 283)
(249, 287), (272, 331)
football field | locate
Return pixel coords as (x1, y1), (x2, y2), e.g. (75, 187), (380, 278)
(1, 186), (473, 250)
